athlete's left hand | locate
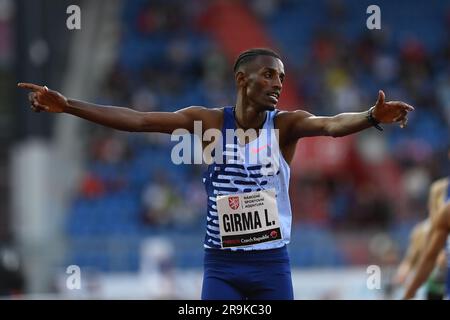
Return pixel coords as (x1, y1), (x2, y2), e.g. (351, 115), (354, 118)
(371, 90), (414, 128)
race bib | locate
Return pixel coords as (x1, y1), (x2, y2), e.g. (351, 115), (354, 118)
(216, 189), (282, 248)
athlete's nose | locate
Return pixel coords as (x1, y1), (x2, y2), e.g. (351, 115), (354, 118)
(272, 76), (282, 91)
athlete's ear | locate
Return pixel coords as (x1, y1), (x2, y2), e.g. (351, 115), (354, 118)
(235, 71), (247, 87)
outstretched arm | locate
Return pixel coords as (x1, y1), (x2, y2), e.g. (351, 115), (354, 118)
(403, 203), (450, 299)
(18, 83), (212, 134)
(279, 90), (414, 140)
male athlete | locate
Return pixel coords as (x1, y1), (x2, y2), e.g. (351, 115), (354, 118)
(396, 151), (449, 299)
(18, 48), (414, 300)
(394, 187), (447, 299)
(403, 165), (449, 300)
(403, 201), (450, 299)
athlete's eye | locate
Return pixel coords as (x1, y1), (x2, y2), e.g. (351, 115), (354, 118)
(264, 72), (272, 79)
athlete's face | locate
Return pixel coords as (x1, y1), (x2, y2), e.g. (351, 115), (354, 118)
(242, 56), (285, 111)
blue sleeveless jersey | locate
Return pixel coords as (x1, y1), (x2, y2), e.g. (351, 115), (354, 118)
(202, 107), (292, 251)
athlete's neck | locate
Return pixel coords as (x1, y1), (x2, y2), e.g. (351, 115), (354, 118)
(234, 102), (266, 131)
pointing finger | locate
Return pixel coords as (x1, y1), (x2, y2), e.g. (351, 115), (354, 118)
(18, 82), (44, 91)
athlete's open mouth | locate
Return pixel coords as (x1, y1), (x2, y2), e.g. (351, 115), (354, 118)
(267, 91), (279, 103)
(267, 91), (280, 99)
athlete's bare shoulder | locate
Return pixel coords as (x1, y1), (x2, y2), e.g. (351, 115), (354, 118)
(180, 106), (224, 130)
(207, 106), (225, 130)
(184, 105), (223, 116)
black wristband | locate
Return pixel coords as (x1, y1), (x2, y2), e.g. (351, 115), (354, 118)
(367, 107), (383, 131)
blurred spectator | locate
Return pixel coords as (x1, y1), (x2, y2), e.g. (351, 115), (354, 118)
(141, 173), (182, 227)
(140, 237), (177, 298)
(80, 173), (105, 199)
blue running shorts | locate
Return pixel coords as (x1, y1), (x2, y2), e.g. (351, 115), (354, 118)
(201, 246), (294, 300)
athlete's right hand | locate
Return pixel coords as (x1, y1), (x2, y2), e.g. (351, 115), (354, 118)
(18, 83), (68, 113)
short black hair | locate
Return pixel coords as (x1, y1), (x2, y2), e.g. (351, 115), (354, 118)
(233, 48), (281, 73)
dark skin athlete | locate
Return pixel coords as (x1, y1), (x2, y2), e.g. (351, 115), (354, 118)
(18, 55), (413, 164)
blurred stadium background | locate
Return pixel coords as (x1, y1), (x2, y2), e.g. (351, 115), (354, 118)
(0, 0), (449, 299)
